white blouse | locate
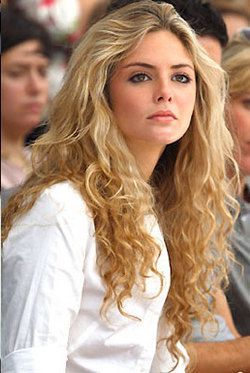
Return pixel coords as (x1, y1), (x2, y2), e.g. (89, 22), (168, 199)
(2, 182), (188, 373)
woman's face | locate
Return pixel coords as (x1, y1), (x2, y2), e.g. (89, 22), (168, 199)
(1, 40), (49, 136)
(229, 93), (250, 176)
(109, 30), (196, 159)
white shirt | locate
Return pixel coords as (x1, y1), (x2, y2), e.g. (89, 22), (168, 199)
(2, 182), (188, 373)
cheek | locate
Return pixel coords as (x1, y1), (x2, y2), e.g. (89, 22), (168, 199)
(1, 81), (23, 117)
(40, 80), (49, 98)
(179, 90), (196, 121)
(110, 83), (142, 123)
(2, 79), (24, 104)
(231, 106), (249, 138)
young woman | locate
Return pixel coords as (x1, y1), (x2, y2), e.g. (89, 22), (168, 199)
(2, 2), (238, 372)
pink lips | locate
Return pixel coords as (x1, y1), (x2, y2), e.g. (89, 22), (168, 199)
(24, 103), (44, 113)
(147, 110), (177, 123)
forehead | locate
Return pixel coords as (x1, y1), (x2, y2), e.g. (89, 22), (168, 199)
(120, 30), (194, 67)
(2, 40), (49, 66)
(198, 35), (222, 64)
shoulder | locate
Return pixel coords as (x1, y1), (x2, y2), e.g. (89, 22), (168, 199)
(40, 181), (87, 209)
(3, 181), (95, 259)
(24, 181), (92, 224)
(6, 181), (94, 241)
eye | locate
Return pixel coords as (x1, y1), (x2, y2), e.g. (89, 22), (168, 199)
(241, 99), (250, 110)
(129, 73), (151, 83)
(172, 74), (191, 84)
(38, 67), (48, 78)
(7, 70), (25, 78)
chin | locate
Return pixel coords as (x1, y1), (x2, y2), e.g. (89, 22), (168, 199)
(20, 121), (40, 136)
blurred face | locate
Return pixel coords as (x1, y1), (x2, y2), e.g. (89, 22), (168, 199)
(109, 30), (196, 160)
(1, 40), (49, 136)
(198, 35), (222, 64)
(229, 93), (250, 176)
(223, 13), (249, 39)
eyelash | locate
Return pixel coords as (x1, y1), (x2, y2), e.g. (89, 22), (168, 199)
(129, 72), (151, 83)
(129, 72), (192, 84)
(172, 74), (191, 84)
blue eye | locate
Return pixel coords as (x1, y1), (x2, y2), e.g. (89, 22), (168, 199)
(129, 73), (151, 83)
(172, 74), (190, 83)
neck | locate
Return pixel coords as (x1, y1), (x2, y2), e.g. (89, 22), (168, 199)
(126, 139), (165, 180)
(1, 126), (26, 160)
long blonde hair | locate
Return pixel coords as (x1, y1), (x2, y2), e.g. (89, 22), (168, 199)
(2, 1), (238, 364)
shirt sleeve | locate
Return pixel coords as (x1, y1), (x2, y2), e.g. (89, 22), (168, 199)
(2, 183), (94, 373)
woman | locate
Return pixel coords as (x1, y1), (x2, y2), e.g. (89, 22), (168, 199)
(2, 2), (238, 372)
(1, 7), (52, 191)
(222, 27), (250, 336)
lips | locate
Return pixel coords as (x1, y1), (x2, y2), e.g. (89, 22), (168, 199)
(147, 110), (177, 121)
(24, 103), (44, 113)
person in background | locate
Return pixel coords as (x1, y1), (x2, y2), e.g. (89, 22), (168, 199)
(1, 7), (52, 192)
(2, 1), (239, 372)
(222, 27), (250, 336)
(108, 0), (228, 64)
(211, 0), (250, 38)
(11, 0), (111, 99)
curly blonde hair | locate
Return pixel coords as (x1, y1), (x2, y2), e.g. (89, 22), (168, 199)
(2, 0), (239, 365)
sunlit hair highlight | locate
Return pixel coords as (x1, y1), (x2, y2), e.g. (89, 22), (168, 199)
(2, 1), (239, 368)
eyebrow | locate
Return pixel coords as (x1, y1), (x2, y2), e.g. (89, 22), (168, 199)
(18, 49), (49, 59)
(123, 62), (194, 71)
(8, 60), (49, 67)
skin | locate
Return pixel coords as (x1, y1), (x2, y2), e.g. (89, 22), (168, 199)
(222, 13), (249, 39)
(187, 336), (250, 373)
(1, 40), (49, 169)
(1, 40), (49, 136)
(109, 30), (196, 179)
(229, 93), (250, 176)
(197, 35), (222, 64)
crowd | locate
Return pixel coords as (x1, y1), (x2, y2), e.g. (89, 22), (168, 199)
(1, 1), (250, 372)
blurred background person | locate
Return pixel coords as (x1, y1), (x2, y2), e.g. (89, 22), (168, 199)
(8, 0), (112, 99)
(211, 0), (250, 38)
(108, 0), (228, 64)
(1, 7), (52, 192)
(162, 0), (228, 63)
(222, 27), (250, 336)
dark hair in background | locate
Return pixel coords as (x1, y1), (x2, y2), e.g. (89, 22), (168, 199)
(1, 6), (53, 57)
(107, 0), (228, 47)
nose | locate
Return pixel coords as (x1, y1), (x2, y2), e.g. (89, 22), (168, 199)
(26, 71), (45, 95)
(153, 79), (173, 103)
